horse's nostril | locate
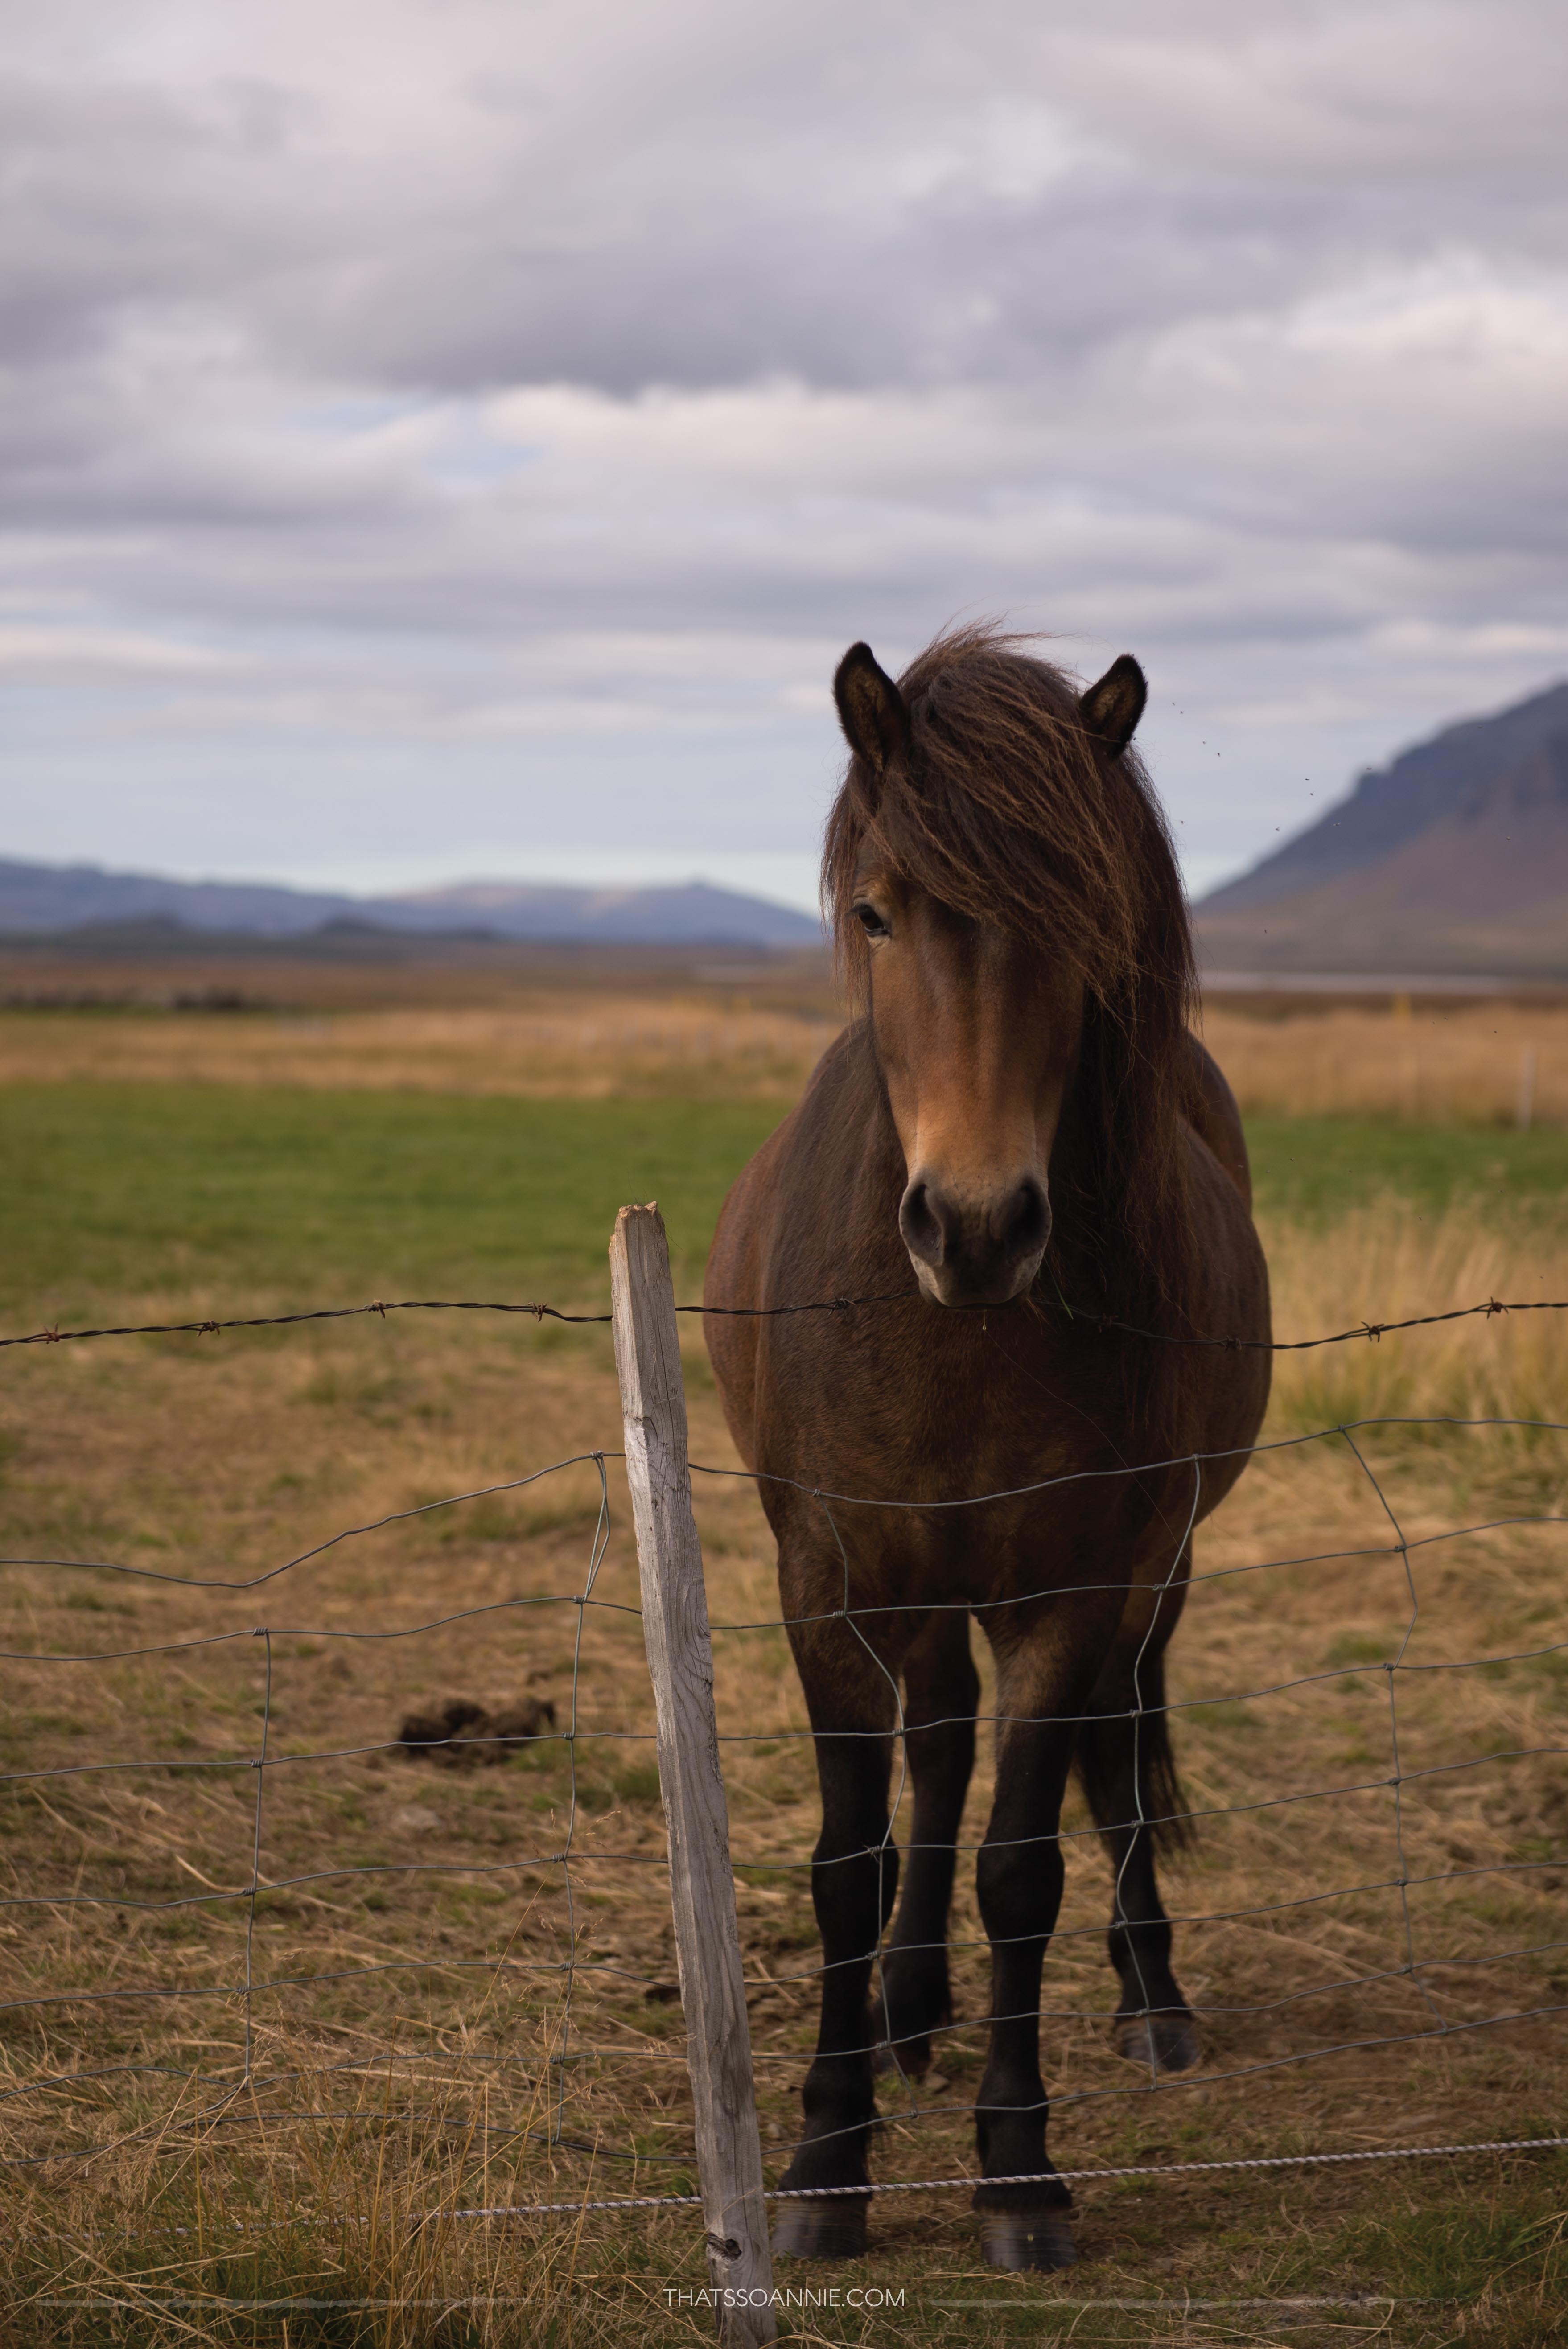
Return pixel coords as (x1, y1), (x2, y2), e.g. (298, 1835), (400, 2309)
(902, 1177), (1044, 1280)
(899, 1180), (952, 1267)
(996, 1177), (1049, 1263)
(900, 1181), (938, 1264)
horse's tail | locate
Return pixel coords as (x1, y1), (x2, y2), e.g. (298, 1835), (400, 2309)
(1074, 1647), (1193, 1856)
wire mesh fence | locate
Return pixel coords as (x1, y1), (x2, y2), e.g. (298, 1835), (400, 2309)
(0, 1238), (1565, 2280)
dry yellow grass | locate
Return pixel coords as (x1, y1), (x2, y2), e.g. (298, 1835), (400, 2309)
(4, 993), (1567, 1127)
(0, 1201), (1564, 2341)
(0, 997), (840, 1101)
(1204, 1002), (1568, 1129)
(1264, 1203), (1568, 1427)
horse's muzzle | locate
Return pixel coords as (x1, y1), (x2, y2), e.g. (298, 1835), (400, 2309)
(898, 1172), (1050, 1306)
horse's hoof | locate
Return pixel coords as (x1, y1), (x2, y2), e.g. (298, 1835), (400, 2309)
(1117, 2012), (1199, 2073)
(771, 2199), (868, 2261)
(980, 2209), (1077, 2271)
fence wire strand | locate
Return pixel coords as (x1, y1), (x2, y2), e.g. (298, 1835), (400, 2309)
(8, 1288), (1568, 1353)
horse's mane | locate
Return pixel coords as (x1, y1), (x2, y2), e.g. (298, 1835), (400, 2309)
(822, 623), (1202, 1403)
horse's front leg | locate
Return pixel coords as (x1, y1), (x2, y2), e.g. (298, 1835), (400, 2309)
(971, 1613), (1109, 2272)
(873, 1610), (979, 2079)
(772, 1608), (901, 2262)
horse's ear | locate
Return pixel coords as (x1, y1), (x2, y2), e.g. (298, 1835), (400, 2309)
(834, 642), (910, 785)
(1079, 654), (1147, 759)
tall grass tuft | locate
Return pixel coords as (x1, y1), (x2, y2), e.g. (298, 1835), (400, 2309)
(0, 2036), (663, 2349)
(1262, 1199), (1568, 1441)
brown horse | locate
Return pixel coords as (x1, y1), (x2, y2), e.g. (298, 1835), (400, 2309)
(704, 626), (1270, 2270)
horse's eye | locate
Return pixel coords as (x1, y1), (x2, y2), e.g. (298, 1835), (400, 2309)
(854, 902), (890, 938)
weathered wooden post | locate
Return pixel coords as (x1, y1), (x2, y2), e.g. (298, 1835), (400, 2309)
(609, 1204), (776, 2348)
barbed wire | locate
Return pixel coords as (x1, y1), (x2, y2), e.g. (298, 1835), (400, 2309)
(1093, 1297), (1568, 1350)
(6, 1290), (1568, 1353)
(0, 1294), (907, 1349)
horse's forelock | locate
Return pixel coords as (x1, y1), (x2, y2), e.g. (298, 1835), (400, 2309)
(825, 624), (1192, 1008)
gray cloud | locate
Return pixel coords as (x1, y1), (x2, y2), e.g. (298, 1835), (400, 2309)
(1, 0), (1566, 897)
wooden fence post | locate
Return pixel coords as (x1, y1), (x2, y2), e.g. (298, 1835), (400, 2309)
(609, 1204), (777, 2348)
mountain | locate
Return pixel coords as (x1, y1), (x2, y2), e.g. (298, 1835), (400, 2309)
(0, 860), (822, 949)
(1195, 680), (1568, 975)
(0, 860), (354, 937)
(372, 879), (819, 945)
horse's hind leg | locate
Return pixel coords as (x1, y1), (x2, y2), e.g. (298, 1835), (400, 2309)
(1078, 1632), (1198, 2074)
(772, 1614), (901, 2263)
(872, 1612), (979, 2080)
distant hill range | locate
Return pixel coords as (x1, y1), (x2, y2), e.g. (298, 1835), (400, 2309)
(1196, 679), (1568, 976)
(18, 671), (1568, 973)
(0, 862), (822, 951)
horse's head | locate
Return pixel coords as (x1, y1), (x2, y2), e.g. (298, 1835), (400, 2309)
(827, 633), (1156, 1310)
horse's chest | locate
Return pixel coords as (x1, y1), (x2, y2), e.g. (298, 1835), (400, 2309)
(774, 1317), (1123, 1498)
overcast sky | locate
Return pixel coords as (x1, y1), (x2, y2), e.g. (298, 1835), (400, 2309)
(4, 0), (1566, 909)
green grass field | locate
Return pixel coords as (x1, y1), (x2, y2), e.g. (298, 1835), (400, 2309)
(8, 1085), (1568, 1328)
(0, 1087), (783, 1320)
(1245, 1114), (1568, 1223)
